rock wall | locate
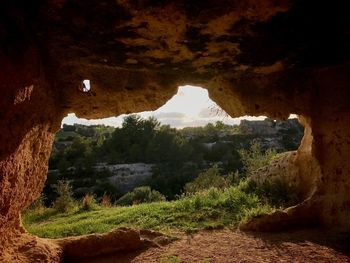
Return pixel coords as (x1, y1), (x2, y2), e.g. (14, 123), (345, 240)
(1, 0), (350, 261)
(0, 49), (62, 260)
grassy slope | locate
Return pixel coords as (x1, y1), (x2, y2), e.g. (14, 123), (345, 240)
(23, 187), (272, 238)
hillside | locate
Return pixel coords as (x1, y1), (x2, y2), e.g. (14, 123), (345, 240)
(44, 116), (303, 204)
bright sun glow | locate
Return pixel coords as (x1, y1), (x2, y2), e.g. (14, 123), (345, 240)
(62, 85), (272, 128)
(158, 86), (215, 116)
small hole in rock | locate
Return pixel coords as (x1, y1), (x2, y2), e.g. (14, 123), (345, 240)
(81, 79), (91, 92)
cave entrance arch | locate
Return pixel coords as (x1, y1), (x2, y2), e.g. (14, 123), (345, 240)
(2, 0), (350, 261)
(39, 85), (291, 209)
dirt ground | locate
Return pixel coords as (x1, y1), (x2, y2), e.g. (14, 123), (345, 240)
(77, 228), (350, 263)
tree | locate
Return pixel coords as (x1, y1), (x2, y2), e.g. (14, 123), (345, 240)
(150, 162), (200, 199)
(203, 123), (218, 141)
(215, 121), (226, 130)
(57, 157), (69, 175)
(184, 165), (227, 194)
(52, 180), (75, 212)
(62, 124), (76, 132)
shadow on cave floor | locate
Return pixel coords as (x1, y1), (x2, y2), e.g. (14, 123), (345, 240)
(64, 247), (150, 263)
(62, 228), (350, 263)
(244, 228), (350, 256)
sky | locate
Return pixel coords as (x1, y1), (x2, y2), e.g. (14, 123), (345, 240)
(62, 85), (268, 128)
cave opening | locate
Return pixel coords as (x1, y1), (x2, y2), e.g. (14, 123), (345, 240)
(22, 85), (304, 242)
(2, 0), (350, 261)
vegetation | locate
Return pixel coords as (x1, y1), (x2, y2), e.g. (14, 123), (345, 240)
(45, 115), (303, 204)
(116, 186), (166, 206)
(241, 176), (298, 208)
(23, 183), (272, 238)
(27, 194), (46, 212)
(22, 116), (302, 239)
(81, 193), (98, 211)
(22, 141), (298, 238)
(238, 142), (277, 177)
(237, 143), (298, 208)
(101, 193), (112, 207)
(184, 165), (227, 194)
(52, 180), (75, 213)
(160, 256), (181, 263)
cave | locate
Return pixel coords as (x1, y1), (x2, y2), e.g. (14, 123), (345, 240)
(1, 0), (350, 262)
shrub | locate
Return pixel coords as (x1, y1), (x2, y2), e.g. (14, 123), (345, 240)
(237, 142), (298, 208)
(185, 165), (227, 194)
(238, 177), (298, 208)
(101, 193), (112, 207)
(81, 193), (97, 211)
(257, 176), (298, 207)
(52, 180), (76, 212)
(116, 192), (133, 206)
(226, 170), (241, 186)
(239, 204), (274, 224)
(238, 142), (277, 176)
(27, 194), (46, 212)
(176, 185), (271, 222)
(116, 186), (166, 206)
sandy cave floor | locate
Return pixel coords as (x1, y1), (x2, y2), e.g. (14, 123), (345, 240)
(71, 228), (350, 263)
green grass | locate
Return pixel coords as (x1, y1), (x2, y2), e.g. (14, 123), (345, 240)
(160, 255), (181, 263)
(23, 186), (273, 238)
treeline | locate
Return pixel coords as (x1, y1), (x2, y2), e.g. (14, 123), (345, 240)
(45, 115), (303, 203)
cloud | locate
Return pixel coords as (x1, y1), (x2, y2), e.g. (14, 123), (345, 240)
(157, 118), (187, 127)
(159, 117), (242, 129)
(198, 105), (230, 118)
(154, 112), (186, 119)
(198, 108), (214, 118)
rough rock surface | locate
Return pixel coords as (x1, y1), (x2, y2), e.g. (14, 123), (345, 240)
(55, 227), (171, 261)
(1, 0), (350, 261)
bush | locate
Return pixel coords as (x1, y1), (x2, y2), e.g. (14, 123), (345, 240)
(81, 193), (97, 211)
(237, 142), (298, 208)
(185, 165), (227, 194)
(226, 170), (241, 186)
(116, 186), (166, 206)
(101, 193), (112, 207)
(238, 177), (298, 208)
(238, 142), (277, 176)
(27, 194), (46, 212)
(52, 180), (76, 212)
(177, 185), (271, 222)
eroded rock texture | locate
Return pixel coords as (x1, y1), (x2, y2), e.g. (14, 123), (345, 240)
(1, 0), (350, 261)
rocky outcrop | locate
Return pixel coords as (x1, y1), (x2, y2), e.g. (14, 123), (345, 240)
(239, 118), (301, 136)
(96, 163), (154, 192)
(0, 227), (171, 262)
(1, 0), (350, 261)
(55, 227), (172, 261)
(237, 118), (303, 150)
(49, 163), (154, 195)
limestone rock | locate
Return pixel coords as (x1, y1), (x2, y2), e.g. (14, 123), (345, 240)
(1, 0), (350, 261)
(55, 227), (164, 260)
